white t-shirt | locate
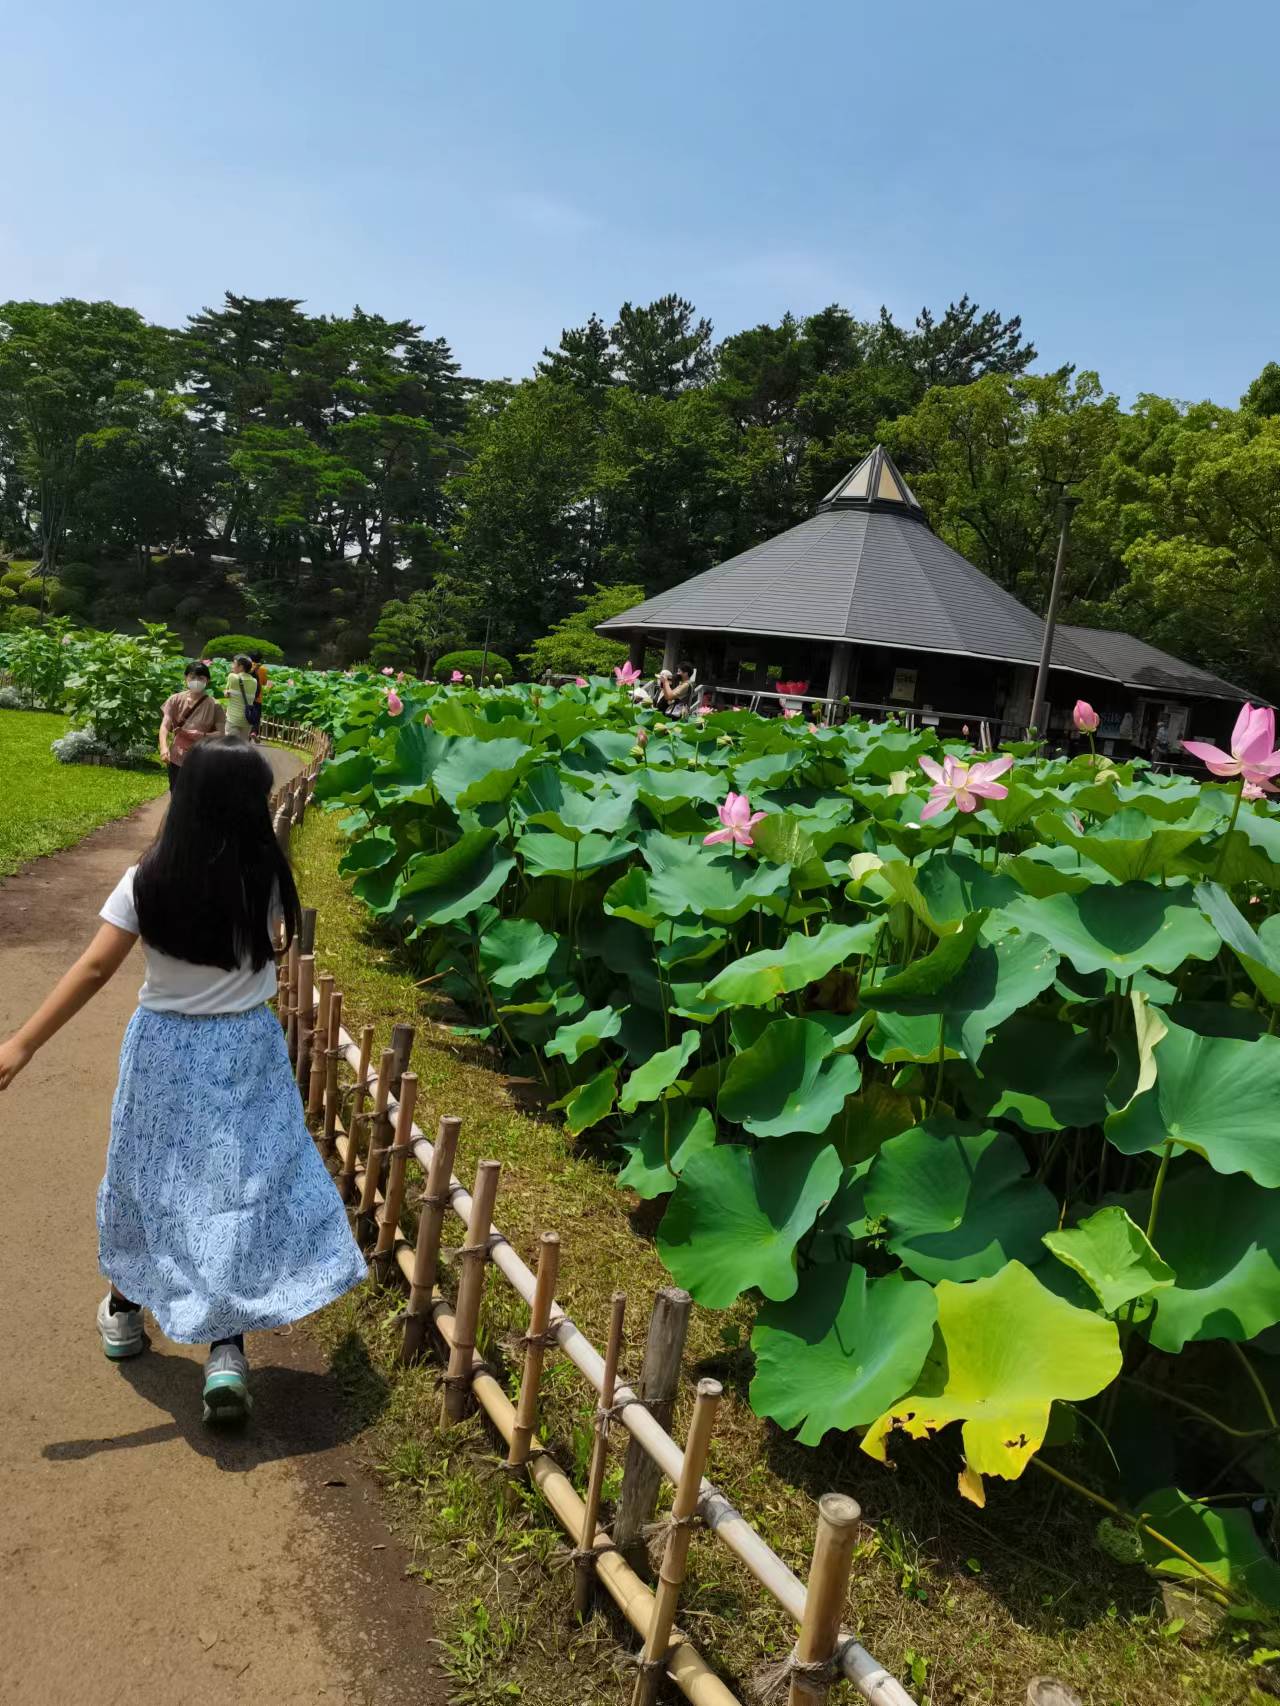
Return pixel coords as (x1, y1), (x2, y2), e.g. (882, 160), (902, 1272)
(101, 866), (279, 1015)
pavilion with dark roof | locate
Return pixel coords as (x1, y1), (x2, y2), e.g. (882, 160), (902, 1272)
(597, 445), (1256, 751)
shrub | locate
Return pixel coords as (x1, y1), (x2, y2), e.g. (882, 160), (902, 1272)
(2, 569), (30, 592)
(522, 583), (641, 679)
(17, 577), (54, 607)
(63, 628), (182, 753)
(435, 648), (513, 682)
(0, 605), (39, 632)
(0, 685), (24, 709)
(201, 633), (284, 662)
(203, 615), (231, 637)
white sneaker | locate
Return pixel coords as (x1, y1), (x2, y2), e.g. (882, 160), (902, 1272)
(202, 1340), (252, 1424)
(97, 1294), (145, 1360)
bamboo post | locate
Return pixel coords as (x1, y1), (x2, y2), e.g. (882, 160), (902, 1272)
(300, 905), (317, 956)
(373, 1073), (419, 1278)
(440, 1159), (501, 1426)
(574, 1290), (626, 1619)
(630, 1378), (722, 1706)
(388, 1020), (415, 1097)
(306, 972), (334, 1116)
(615, 1286), (693, 1566)
(276, 952), (292, 1035)
(339, 1023), (375, 1202)
(285, 934), (302, 1060)
(356, 1047), (395, 1240)
(507, 1233), (562, 1471)
(273, 800), (292, 861)
(787, 1495), (862, 1705)
(402, 1114), (462, 1364)
(320, 991), (343, 1156)
(292, 954), (315, 1096)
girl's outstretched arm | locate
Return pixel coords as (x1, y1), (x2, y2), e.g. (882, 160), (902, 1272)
(0, 922), (137, 1090)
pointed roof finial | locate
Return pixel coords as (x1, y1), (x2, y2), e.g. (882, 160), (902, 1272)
(819, 444), (923, 516)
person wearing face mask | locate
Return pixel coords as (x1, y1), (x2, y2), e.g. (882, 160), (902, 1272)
(159, 662), (226, 790)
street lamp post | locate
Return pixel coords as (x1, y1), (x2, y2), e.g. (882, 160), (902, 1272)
(1028, 491), (1079, 742)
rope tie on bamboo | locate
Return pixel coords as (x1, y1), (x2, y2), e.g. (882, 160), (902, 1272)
(499, 1320), (566, 1355)
(547, 1537), (618, 1571)
(641, 1509), (704, 1543)
(441, 1232), (501, 1264)
(593, 1396), (631, 1437)
(416, 1186), (454, 1211)
(749, 1638), (859, 1702)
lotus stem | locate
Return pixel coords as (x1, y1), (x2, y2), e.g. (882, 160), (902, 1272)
(1229, 1341), (1279, 1431)
(1145, 1139), (1173, 1243)
(1211, 777), (1246, 884)
(1120, 1375), (1277, 1441)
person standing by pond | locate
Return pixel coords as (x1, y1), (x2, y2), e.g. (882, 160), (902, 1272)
(224, 654), (256, 740)
(0, 738), (367, 1424)
(159, 662), (225, 790)
(247, 653), (270, 743)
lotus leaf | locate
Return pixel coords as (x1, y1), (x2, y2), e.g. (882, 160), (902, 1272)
(701, 919), (882, 1008)
(545, 1004), (625, 1063)
(996, 882), (1220, 978)
(1138, 1487), (1280, 1608)
(616, 1103), (717, 1198)
(1043, 1207), (1174, 1315)
(718, 1016), (861, 1137)
(618, 1031), (701, 1112)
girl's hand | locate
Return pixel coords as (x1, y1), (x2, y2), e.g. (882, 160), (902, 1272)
(0, 1036), (32, 1090)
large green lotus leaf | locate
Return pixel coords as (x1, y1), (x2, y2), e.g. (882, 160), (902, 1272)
(551, 1063), (618, 1136)
(1106, 1012), (1280, 1186)
(615, 1103), (717, 1199)
(1002, 844), (1109, 897)
(1137, 1487), (1280, 1609)
(1072, 776), (1207, 822)
(519, 829), (635, 877)
(521, 771), (637, 842)
(1176, 807), (1280, 891)
(338, 826), (397, 875)
(1141, 1167), (1280, 1352)
(432, 737), (534, 810)
(477, 917), (559, 994)
(618, 1030), (701, 1112)
(747, 813), (831, 886)
(562, 728), (642, 774)
(958, 1015), (1111, 1132)
(879, 853), (1019, 936)
(863, 1261), (1122, 1496)
(807, 1160), (874, 1258)
(657, 929), (726, 970)
(862, 911), (985, 1000)
(972, 779), (1046, 834)
(634, 767), (725, 819)
(397, 832), (515, 928)
(656, 1138), (843, 1307)
(1042, 1208), (1174, 1315)
(863, 928), (1059, 1065)
(1195, 880), (1280, 1004)
(836, 1081), (921, 1164)
(602, 867), (661, 930)
(996, 882), (1220, 978)
(865, 1120), (1056, 1282)
(733, 749), (807, 789)
(1035, 807), (1218, 884)
(718, 1016), (861, 1137)
(867, 1010), (965, 1064)
(641, 833), (791, 923)
(751, 1266), (938, 1445)
(316, 747), (377, 803)
(545, 1004), (625, 1063)
(700, 919), (883, 1008)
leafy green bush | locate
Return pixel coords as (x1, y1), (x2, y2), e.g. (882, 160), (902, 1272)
(3, 620), (74, 707)
(522, 583), (641, 678)
(63, 623), (183, 753)
(0, 604), (39, 632)
(17, 577), (56, 608)
(201, 633), (284, 662)
(435, 648), (513, 682)
(2, 568), (30, 592)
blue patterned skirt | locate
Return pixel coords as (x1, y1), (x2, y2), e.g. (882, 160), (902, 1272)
(98, 1004), (367, 1344)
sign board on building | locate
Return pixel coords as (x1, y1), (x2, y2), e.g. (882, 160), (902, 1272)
(890, 668), (917, 703)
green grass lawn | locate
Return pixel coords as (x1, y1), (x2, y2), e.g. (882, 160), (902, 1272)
(0, 710), (166, 877)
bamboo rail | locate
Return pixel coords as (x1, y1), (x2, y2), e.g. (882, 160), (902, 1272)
(272, 734), (917, 1706)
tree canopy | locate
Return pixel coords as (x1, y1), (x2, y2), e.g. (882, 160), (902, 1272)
(0, 288), (1275, 692)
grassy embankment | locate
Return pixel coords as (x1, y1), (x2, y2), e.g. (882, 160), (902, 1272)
(294, 806), (1268, 1706)
(0, 710), (166, 878)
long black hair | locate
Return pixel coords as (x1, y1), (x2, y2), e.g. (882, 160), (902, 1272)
(134, 737), (302, 971)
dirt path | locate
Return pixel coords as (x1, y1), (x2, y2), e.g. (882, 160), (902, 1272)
(0, 756), (446, 1706)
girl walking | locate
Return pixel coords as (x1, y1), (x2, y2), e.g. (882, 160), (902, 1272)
(0, 739), (366, 1423)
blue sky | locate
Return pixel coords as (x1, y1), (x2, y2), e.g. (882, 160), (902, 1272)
(6, 0), (1277, 404)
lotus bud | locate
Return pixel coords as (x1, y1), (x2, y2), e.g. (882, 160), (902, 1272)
(629, 743), (645, 759)
(464, 673), (474, 686)
(635, 728), (649, 748)
(717, 734), (733, 747)
(493, 672), (504, 686)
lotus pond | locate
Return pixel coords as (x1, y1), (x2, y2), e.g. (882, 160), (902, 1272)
(304, 667), (1280, 1618)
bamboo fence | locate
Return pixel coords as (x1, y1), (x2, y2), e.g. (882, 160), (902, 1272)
(267, 736), (917, 1706)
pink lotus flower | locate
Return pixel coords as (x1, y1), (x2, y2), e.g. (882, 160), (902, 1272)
(783, 706), (801, 719)
(575, 676), (587, 686)
(201, 658), (212, 667)
(615, 660), (642, 687)
(1244, 780), (1265, 801)
(386, 688), (403, 716)
(1073, 700), (1100, 734)
(396, 671), (406, 682)
(918, 753), (1014, 820)
(286, 678), (295, 687)
(704, 791), (766, 848)
(451, 669), (464, 683)
(381, 666), (394, 676)
(422, 711), (432, 725)
(1183, 704), (1280, 792)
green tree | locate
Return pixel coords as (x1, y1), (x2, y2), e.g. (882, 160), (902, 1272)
(368, 576), (479, 673)
(522, 582), (643, 677)
(612, 295), (715, 398)
(0, 298), (177, 577)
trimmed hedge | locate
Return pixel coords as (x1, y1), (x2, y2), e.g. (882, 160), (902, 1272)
(435, 648), (513, 682)
(200, 633), (284, 663)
